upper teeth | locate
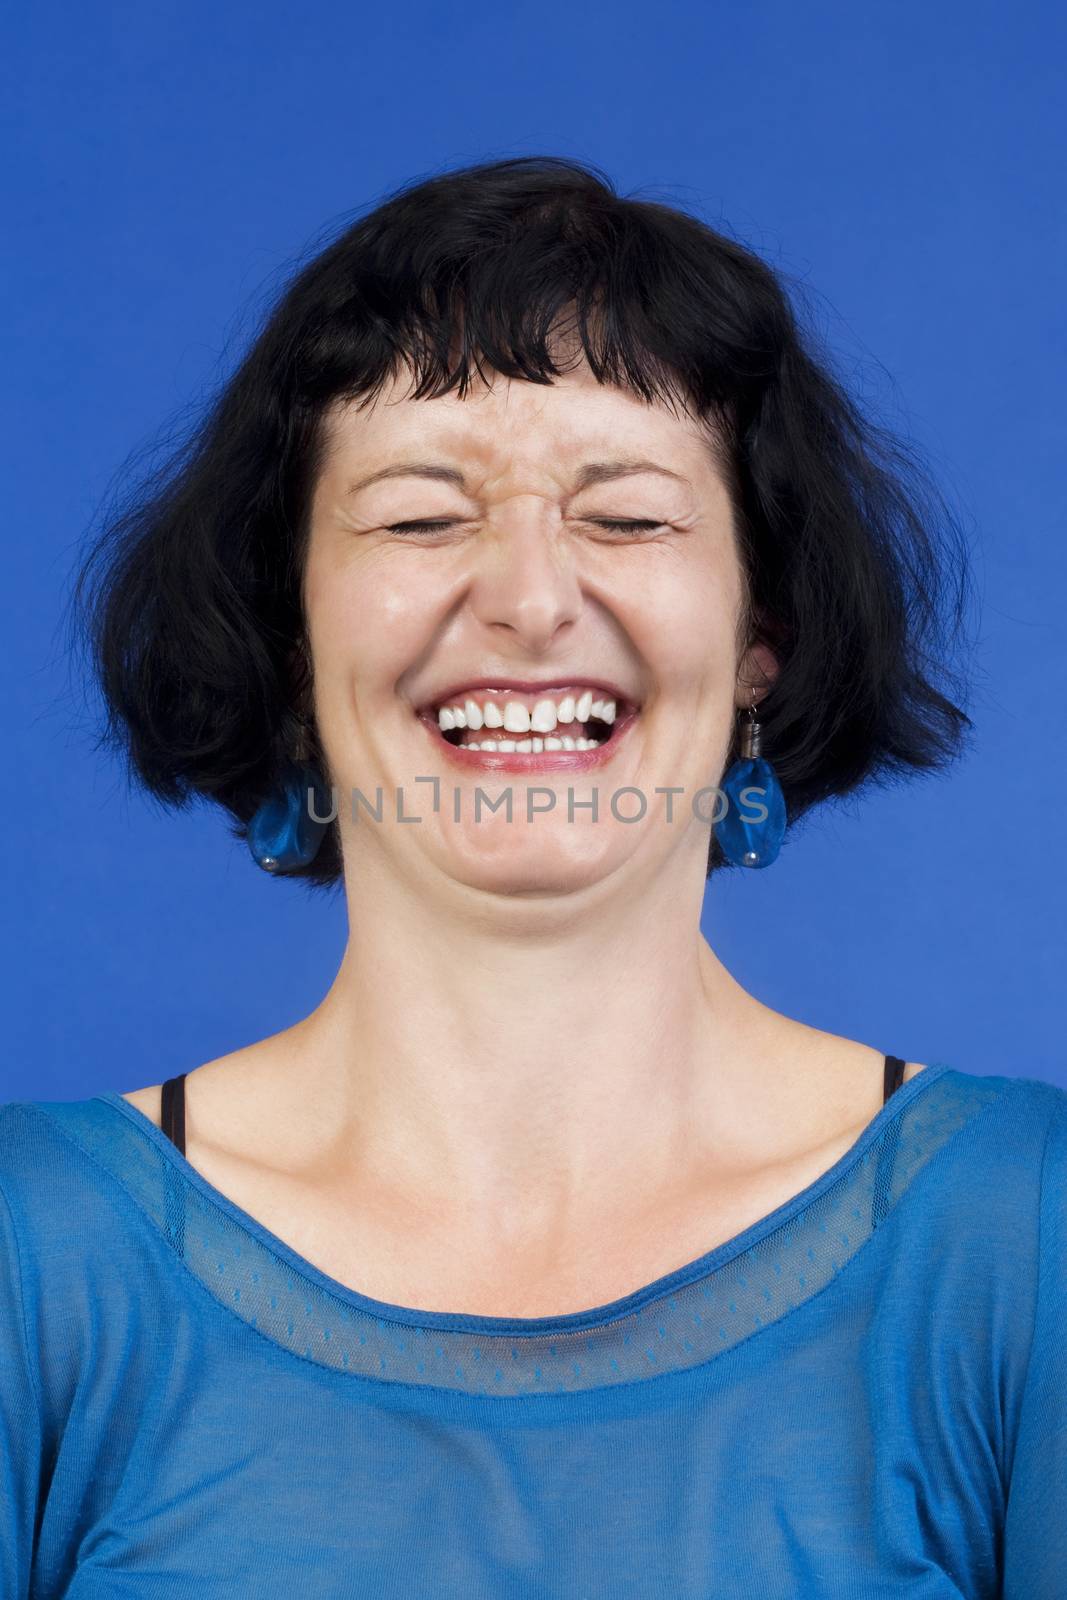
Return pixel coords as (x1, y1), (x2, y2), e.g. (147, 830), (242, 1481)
(436, 692), (617, 733)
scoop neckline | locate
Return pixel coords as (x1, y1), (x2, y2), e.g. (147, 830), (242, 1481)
(93, 1063), (952, 1337)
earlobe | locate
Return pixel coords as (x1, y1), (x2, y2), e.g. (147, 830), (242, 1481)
(737, 639), (779, 709)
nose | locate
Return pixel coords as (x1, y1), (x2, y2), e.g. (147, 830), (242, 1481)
(468, 502), (582, 653)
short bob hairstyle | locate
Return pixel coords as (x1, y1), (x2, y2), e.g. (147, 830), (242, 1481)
(72, 154), (975, 890)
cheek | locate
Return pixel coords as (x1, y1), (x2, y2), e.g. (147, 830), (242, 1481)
(627, 554), (739, 688)
(304, 554), (441, 697)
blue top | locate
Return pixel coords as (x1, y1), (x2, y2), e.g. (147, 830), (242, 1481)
(2, 1063), (1065, 1598)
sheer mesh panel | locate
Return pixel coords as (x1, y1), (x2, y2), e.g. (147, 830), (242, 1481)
(36, 1067), (1000, 1397)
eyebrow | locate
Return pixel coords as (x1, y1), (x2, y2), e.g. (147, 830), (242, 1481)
(345, 458), (690, 496)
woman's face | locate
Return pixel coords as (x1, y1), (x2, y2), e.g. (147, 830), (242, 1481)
(303, 353), (775, 900)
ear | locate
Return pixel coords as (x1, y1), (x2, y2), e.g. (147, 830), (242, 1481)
(736, 640), (779, 710)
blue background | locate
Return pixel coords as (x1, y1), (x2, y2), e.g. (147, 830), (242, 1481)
(4, 2), (1064, 1099)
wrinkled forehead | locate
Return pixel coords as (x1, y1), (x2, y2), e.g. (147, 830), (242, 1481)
(317, 359), (731, 493)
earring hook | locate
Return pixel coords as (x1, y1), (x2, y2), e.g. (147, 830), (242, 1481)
(741, 683), (762, 760)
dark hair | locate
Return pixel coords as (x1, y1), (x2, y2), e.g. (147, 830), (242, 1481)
(70, 154), (976, 889)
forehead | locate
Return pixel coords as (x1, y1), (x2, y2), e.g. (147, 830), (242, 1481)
(320, 359), (723, 481)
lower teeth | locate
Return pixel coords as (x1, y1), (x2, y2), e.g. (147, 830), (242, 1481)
(456, 736), (603, 752)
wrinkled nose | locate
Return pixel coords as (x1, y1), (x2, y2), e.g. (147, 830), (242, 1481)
(468, 509), (582, 651)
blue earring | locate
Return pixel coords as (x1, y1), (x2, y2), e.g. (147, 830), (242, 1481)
(247, 758), (332, 874)
(713, 690), (787, 868)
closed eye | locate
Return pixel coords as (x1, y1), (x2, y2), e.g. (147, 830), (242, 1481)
(587, 520), (665, 536)
(384, 518), (667, 537)
(385, 520), (461, 536)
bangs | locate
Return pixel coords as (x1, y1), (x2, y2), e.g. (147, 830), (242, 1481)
(287, 168), (768, 488)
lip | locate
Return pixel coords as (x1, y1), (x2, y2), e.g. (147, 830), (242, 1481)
(417, 676), (638, 715)
(417, 705), (641, 773)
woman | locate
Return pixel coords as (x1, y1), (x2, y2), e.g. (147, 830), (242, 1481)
(2, 155), (1063, 1597)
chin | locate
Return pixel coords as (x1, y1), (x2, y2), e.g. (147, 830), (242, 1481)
(437, 834), (629, 898)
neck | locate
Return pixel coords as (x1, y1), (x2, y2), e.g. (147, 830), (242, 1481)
(278, 842), (794, 1237)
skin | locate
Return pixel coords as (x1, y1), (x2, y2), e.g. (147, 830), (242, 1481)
(123, 346), (925, 1318)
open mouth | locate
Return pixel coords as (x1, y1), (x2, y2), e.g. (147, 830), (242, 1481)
(415, 686), (640, 763)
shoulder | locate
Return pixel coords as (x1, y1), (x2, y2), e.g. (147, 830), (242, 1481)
(0, 1096), (92, 1187)
(119, 1083), (165, 1128)
(0, 1095), (172, 1280)
(963, 1069), (1067, 1157)
(0, 1096), (127, 1234)
(908, 1064), (1065, 1133)
(869, 1072), (1067, 1362)
(1008, 1073), (1067, 1257)
(114, 1044), (276, 1141)
(865, 1067), (1067, 1269)
(0, 1095), (197, 1438)
(0, 1098), (144, 1403)
(914, 1067), (1067, 1180)
(890, 1069), (1067, 1284)
(0, 1090), (193, 1294)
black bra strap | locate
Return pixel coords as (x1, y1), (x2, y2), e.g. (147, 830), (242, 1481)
(160, 1073), (187, 1156)
(883, 1054), (906, 1104)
